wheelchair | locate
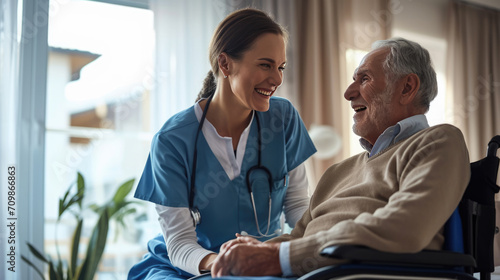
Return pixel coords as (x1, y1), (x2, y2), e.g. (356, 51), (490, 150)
(299, 135), (500, 280)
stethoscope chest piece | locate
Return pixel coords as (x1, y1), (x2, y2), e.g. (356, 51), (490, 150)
(190, 207), (201, 227)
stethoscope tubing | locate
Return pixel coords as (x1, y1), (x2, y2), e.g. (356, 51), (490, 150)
(190, 94), (277, 238)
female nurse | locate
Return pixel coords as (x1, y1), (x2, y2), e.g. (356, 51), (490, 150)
(128, 8), (316, 280)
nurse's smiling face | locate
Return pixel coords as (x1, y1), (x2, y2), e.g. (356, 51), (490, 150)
(225, 33), (286, 112)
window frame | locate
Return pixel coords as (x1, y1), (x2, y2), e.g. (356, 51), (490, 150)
(17, 0), (49, 278)
(17, 1), (150, 278)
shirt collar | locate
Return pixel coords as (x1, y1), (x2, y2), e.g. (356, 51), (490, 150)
(360, 114), (429, 157)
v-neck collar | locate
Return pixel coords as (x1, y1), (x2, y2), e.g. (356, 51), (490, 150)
(194, 101), (255, 180)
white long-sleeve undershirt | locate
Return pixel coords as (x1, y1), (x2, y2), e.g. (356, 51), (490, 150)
(155, 103), (310, 276)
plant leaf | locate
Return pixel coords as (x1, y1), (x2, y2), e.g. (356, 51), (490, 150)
(56, 258), (64, 280)
(80, 210), (109, 280)
(88, 203), (100, 213)
(59, 194), (82, 220)
(70, 218), (83, 278)
(21, 255), (46, 280)
(115, 207), (137, 228)
(77, 172), (85, 209)
(58, 187), (72, 219)
(58, 173), (85, 219)
(66, 268), (72, 280)
(74, 260), (84, 280)
(26, 242), (49, 263)
(112, 178), (134, 205)
(48, 260), (59, 280)
(108, 200), (136, 219)
(46, 255), (63, 280)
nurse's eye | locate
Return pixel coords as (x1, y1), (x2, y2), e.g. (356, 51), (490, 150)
(278, 66), (286, 72)
(260, 64), (271, 69)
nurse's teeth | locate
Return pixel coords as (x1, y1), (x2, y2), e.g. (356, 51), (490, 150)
(256, 89), (272, 96)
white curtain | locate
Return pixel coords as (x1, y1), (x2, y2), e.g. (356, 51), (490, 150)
(1, 1), (21, 279)
(149, 0), (228, 131)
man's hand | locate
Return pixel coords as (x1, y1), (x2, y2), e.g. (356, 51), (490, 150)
(211, 237), (282, 277)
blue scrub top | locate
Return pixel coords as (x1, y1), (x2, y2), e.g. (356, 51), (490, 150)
(134, 97), (316, 252)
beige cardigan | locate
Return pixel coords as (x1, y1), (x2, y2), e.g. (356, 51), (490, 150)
(269, 124), (470, 276)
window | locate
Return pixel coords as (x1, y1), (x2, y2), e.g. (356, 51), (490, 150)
(45, 0), (153, 278)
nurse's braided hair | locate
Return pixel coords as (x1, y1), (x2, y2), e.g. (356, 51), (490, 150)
(196, 8), (288, 102)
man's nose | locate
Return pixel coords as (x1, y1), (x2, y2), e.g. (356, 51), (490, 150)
(344, 82), (359, 101)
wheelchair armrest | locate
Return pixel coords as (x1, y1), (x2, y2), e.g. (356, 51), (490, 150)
(321, 245), (477, 268)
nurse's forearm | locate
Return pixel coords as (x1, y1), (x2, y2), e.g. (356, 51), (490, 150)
(156, 204), (214, 275)
(199, 253), (218, 272)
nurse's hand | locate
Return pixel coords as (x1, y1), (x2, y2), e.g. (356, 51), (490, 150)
(211, 242), (282, 277)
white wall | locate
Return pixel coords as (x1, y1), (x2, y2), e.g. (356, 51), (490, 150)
(392, 0), (449, 39)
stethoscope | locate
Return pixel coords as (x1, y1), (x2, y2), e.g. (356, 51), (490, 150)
(189, 93), (280, 238)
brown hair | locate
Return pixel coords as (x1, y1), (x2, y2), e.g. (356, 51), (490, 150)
(196, 8), (288, 102)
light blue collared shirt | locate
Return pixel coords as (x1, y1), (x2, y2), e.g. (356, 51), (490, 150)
(360, 114), (429, 157)
(279, 114), (429, 276)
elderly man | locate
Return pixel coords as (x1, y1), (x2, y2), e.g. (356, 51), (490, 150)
(209, 37), (471, 278)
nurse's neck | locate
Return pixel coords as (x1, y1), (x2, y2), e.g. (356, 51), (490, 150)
(204, 94), (252, 150)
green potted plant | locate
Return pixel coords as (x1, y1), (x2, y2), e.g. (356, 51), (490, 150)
(22, 172), (140, 280)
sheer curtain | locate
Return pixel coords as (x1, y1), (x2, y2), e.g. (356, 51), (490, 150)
(0, 1), (20, 277)
(149, 0), (227, 131)
(446, 0), (500, 162)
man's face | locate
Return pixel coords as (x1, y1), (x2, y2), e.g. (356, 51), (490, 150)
(344, 48), (403, 145)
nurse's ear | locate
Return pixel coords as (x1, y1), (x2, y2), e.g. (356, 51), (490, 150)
(218, 53), (230, 78)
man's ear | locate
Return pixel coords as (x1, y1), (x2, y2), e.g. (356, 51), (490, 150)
(399, 73), (420, 105)
(218, 53), (230, 77)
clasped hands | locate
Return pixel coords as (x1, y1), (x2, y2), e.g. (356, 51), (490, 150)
(210, 234), (282, 277)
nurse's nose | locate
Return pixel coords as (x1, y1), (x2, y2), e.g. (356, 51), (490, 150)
(269, 67), (283, 88)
